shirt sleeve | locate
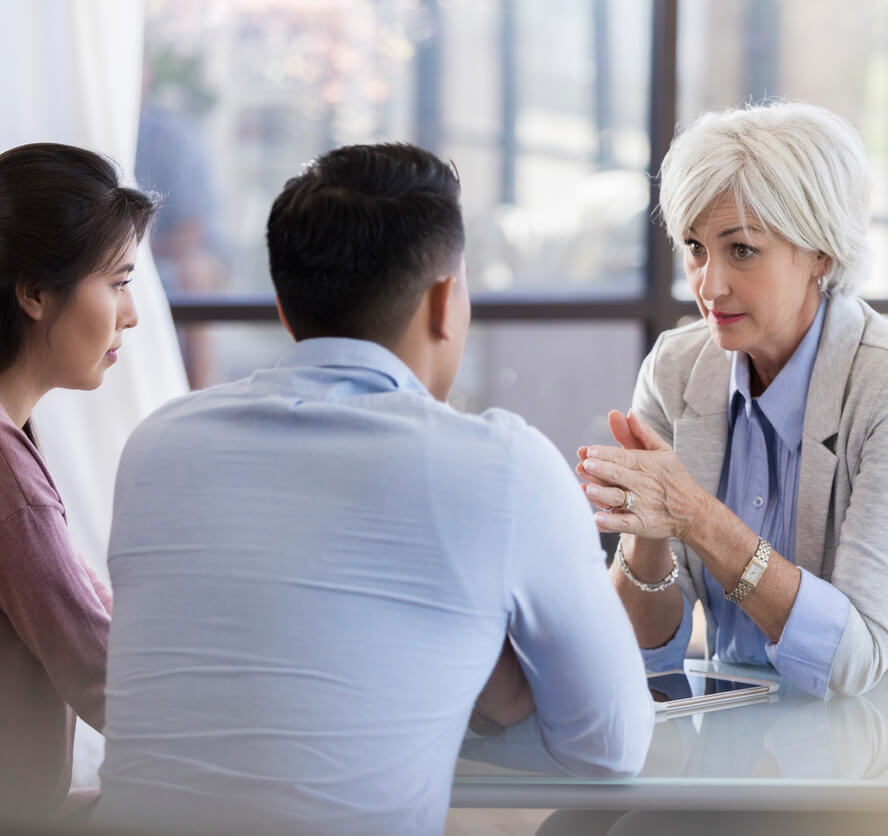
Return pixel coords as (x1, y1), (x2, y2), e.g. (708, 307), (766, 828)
(506, 425), (654, 778)
(641, 593), (694, 672)
(77, 551), (113, 616)
(0, 504), (110, 730)
(460, 713), (585, 775)
(764, 569), (849, 698)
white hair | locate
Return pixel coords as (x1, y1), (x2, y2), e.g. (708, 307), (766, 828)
(658, 101), (872, 294)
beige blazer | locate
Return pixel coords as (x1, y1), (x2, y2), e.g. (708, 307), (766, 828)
(633, 293), (888, 695)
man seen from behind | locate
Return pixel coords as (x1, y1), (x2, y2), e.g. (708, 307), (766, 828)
(97, 143), (654, 836)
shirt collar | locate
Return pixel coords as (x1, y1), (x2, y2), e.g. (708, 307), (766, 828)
(728, 296), (827, 449)
(276, 337), (431, 396)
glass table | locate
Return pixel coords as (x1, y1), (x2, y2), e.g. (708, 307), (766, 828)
(453, 660), (888, 812)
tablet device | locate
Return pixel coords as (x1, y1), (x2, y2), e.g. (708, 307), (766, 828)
(648, 669), (779, 714)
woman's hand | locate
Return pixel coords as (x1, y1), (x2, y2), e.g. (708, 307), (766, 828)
(577, 410), (706, 543)
(576, 410), (646, 509)
(576, 409), (661, 511)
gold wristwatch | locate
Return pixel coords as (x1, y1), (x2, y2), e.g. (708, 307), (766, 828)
(724, 537), (772, 603)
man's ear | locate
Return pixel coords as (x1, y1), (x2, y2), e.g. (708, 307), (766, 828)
(15, 282), (47, 322)
(275, 295), (295, 339)
(428, 275), (455, 341)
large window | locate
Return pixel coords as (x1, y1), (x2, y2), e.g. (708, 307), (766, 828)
(139, 0), (888, 464)
(140, 0), (651, 300)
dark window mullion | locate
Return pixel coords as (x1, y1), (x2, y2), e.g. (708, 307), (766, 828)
(645, 0), (680, 351)
(166, 293), (702, 323)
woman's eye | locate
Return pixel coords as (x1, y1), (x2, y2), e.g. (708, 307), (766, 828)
(114, 278), (133, 291)
(684, 239), (704, 257)
(732, 244), (756, 260)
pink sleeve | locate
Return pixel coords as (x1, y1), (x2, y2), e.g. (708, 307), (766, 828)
(0, 504), (110, 731)
(76, 551), (113, 616)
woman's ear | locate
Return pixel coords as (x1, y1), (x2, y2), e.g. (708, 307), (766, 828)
(15, 282), (47, 322)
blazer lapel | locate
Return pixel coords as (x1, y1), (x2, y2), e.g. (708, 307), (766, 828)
(796, 295), (865, 578)
(673, 339), (732, 596)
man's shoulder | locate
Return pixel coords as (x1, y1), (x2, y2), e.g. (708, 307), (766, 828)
(471, 408), (580, 495)
(463, 405), (530, 437)
(127, 380), (545, 458)
(444, 406), (562, 460)
(122, 381), (248, 461)
(140, 376), (258, 423)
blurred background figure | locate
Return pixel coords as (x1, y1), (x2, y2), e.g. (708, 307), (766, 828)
(136, 52), (229, 389)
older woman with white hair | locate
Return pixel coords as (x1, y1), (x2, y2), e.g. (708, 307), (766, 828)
(577, 101), (888, 698)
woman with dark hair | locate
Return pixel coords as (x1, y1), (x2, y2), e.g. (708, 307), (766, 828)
(0, 142), (157, 821)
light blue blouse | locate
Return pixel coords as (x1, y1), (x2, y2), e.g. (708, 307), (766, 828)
(644, 298), (850, 697)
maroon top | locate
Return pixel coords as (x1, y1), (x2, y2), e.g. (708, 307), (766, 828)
(0, 406), (111, 819)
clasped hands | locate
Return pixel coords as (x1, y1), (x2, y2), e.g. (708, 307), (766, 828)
(575, 410), (703, 543)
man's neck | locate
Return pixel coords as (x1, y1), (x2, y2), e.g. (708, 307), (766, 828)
(388, 322), (451, 402)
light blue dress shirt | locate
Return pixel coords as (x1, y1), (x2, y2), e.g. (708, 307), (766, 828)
(645, 299), (850, 697)
(98, 338), (653, 836)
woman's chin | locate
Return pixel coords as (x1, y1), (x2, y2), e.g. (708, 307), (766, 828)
(706, 327), (750, 355)
(61, 373), (106, 392)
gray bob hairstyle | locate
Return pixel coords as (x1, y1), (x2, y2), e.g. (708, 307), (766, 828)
(659, 101), (872, 294)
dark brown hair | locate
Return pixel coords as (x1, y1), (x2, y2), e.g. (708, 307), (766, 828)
(0, 142), (158, 371)
(266, 143), (464, 344)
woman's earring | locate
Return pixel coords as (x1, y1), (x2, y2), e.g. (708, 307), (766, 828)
(816, 274), (827, 293)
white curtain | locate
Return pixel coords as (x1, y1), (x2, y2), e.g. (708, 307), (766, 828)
(0, 0), (189, 785)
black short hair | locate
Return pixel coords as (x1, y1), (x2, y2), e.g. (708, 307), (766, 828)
(0, 142), (158, 373)
(266, 143), (465, 344)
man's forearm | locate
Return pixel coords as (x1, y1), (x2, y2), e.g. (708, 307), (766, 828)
(471, 637), (535, 734)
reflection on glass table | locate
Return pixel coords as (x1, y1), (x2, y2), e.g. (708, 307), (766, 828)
(454, 659), (888, 811)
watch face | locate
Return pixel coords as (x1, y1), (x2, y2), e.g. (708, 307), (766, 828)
(745, 561), (765, 584)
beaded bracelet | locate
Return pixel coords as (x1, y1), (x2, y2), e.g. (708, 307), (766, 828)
(616, 536), (679, 593)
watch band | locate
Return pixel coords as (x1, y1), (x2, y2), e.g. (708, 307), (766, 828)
(724, 537), (772, 603)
